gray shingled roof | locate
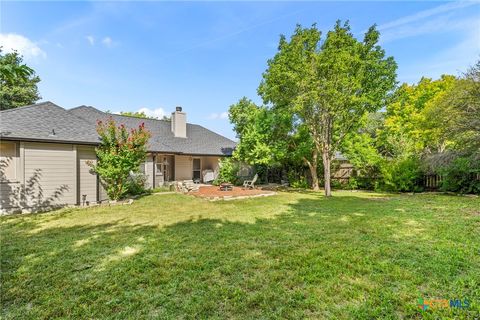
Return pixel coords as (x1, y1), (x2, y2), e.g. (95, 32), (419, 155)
(0, 102), (100, 144)
(1, 102), (236, 156)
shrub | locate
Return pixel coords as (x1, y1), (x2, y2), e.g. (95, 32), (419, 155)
(290, 176), (309, 189)
(379, 157), (424, 192)
(347, 177), (359, 190)
(439, 156), (480, 194)
(127, 171), (148, 196)
(89, 118), (150, 200)
(214, 158), (240, 185)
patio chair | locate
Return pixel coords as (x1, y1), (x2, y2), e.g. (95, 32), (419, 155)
(243, 174), (258, 190)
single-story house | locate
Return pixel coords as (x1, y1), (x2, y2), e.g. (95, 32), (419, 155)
(0, 102), (236, 213)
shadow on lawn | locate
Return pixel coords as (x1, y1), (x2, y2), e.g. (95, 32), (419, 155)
(1, 193), (478, 319)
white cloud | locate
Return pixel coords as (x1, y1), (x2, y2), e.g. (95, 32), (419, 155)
(208, 112), (229, 120)
(0, 33), (46, 59)
(102, 36), (114, 47)
(377, 1), (480, 43)
(381, 14), (475, 43)
(377, 1), (476, 31)
(86, 35), (95, 46)
(137, 107), (165, 119)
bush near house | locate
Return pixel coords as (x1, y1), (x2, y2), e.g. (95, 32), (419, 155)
(89, 118), (150, 200)
(213, 158), (240, 185)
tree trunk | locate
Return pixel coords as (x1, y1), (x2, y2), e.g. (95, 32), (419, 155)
(322, 149), (332, 197)
(309, 161), (320, 191)
(304, 150), (320, 191)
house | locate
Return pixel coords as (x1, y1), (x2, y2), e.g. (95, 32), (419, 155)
(0, 102), (236, 213)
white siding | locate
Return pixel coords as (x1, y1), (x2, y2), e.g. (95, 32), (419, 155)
(174, 155), (192, 180)
(99, 182), (109, 202)
(77, 145), (97, 205)
(144, 154), (155, 189)
(23, 142), (76, 208)
(0, 141), (21, 211)
(201, 156), (221, 182)
(202, 157), (220, 172)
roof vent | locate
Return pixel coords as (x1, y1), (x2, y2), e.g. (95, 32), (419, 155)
(49, 129), (56, 136)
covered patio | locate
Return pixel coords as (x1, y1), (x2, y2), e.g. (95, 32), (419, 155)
(145, 154), (222, 188)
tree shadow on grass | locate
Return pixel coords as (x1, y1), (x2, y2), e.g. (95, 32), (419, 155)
(1, 194), (478, 319)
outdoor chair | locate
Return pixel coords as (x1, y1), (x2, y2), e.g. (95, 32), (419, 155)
(243, 174), (258, 190)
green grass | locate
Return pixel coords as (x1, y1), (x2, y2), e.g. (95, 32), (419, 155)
(1, 191), (479, 319)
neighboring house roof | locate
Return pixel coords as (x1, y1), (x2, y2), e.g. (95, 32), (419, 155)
(1, 102), (236, 156)
(334, 151), (348, 161)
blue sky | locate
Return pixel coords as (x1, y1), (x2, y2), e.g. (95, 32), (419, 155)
(1, 1), (479, 140)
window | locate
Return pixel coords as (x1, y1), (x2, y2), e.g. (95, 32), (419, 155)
(0, 142), (17, 181)
(193, 158), (201, 181)
(156, 163), (163, 175)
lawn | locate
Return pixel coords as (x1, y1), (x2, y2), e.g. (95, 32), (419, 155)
(1, 191), (479, 319)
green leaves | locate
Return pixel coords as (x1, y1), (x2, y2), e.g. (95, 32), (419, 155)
(258, 21), (397, 194)
(0, 49), (41, 110)
(90, 118), (151, 200)
(379, 75), (457, 157)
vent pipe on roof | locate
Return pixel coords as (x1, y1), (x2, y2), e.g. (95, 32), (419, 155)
(171, 106), (186, 138)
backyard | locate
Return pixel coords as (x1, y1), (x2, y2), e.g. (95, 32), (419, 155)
(1, 191), (479, 319)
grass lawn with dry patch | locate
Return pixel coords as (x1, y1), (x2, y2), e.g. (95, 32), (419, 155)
(1, 191), (479, 319)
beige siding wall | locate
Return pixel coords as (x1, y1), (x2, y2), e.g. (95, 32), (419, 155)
(23, 142), (76, 208)
(77, 145), (97, 204)
(174, 155), (192, 180)
(99, 182), (109, 202)
(144, 154), (155, 189)
(0, 141), (21, 211)
(201, 156), (221, 182)
(201, 157), (220, 172)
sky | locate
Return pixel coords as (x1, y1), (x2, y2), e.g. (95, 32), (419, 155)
(1, 1), (479, 140)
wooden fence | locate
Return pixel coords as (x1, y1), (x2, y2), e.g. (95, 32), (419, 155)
(424, 174), (443, 190)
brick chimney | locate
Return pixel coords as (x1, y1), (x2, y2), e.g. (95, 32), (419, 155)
(171, 106), (186, 138)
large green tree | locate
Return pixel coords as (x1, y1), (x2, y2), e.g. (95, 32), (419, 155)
(258, 21), (397, 195)
(0, 49), (41, 110)
(379, 75), (457, 158)
(430, 61), (480, 153)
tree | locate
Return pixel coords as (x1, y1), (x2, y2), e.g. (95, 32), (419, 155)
(119, 111), (171, 121)
(379, 75), (457, 157)
(341, 113), (384, 178)
(120, 111), (152, 119)
(89, 118), (151, 200)
(431, 61), (480, 153)
(229, 98), (279, 166)
(0, 49), (41, 110)
(258, 21), (397, 195)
